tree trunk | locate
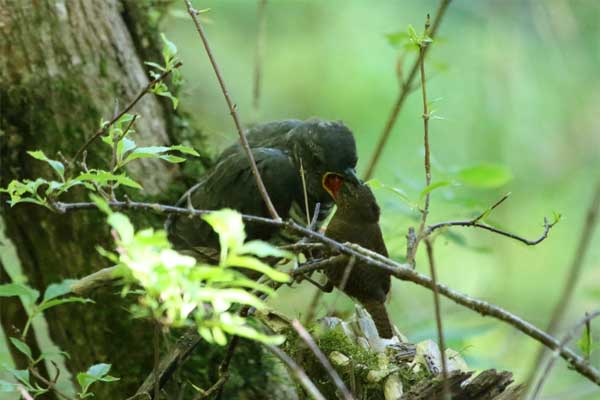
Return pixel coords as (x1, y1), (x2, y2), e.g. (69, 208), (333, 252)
(0, 0), (189, 396)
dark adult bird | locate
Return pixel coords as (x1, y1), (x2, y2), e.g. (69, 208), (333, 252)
(166, 119), (359, 255)
(322, 179), (395, 339)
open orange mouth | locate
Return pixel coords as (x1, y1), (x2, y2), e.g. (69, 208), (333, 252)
(322, 173), (344, 200)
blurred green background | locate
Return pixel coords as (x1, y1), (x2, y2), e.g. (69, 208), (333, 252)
(164, 1), (599, 398)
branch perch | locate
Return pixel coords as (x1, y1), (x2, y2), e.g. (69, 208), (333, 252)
(55, 200), (599, 386)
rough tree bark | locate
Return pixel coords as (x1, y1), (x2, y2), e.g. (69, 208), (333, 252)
(0, 0), (193, 396)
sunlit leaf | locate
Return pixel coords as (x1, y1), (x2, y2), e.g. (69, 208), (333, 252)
(0, 283), (40, 304)
(170, 145), (200, 156)
(419, 181), (452, 200)
(27, 150), (64, 180)
(38, 297), (94, 313)
(9, 338), (33, 361)
(107, 213), (135, 244)
(455, 164), (513, 189)
(43, 279), (78, 302)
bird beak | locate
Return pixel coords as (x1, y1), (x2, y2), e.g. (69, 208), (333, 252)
(341, 167), (360, 185)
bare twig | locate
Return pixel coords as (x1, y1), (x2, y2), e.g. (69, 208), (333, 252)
(525, 180), (600, 391)
(183, 0), (280, 221)
(56, 200), (599, 385)
(291, 320), (354, 400)
(425, 239), (449, 398)
(192, 374), (228, 400)
(29, 367), (74, 400)
(253, 0), (268, 114)
(153, 323), (160, 400)
(70, 62), (182, 166)
(362, 0), (452, 180)
(264, 344), (326, 400)
(425, 213), (557, 246)
(130, 330), (202, 399)
(531, 310), (600, 399)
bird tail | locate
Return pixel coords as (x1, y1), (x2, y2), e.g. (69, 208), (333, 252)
(362, 300), (394, 339)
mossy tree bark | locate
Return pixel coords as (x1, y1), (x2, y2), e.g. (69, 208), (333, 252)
(0, 0), (192, 396)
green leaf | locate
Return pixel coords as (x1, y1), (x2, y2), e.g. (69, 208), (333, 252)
(0, 283), (40, 304)
(226, 255), (290, 283)
(89, 193), (112, 215)
(122, 146), (170, 164)
(203, 209), (246, 258)
(385, 31), (410, 47)
(159, 154), (186, 163)
(577, 322), (594, 360)
(419, 180), (452, 200)
(160, 33), (178, 64)
(107, 213), (135, 244)
(240, 240), (294, 260)
(9, 338), (33, 361)
(27, 151), (65, 180)
(43, 279), (78, 301)
(170, 145), (200, 156)
(77, 170), (142, 190)
(0, 379), (17, 392)
(455, 164), (513, 189)
(407, 24), (419, 44)
(38, 297), (94, 313)
(8, 368), (30, 386)
(77, 363), (119, 395)
(367, 179), (418, 209)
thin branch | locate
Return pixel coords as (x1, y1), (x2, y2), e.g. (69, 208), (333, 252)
(264, 344), (326, 400)
(525, 180), (600, 390)
(531, 310), (600, 399)
(192, 374), (228, 400)
(362, 0), (452, 180)
(153, 323), (160, 400)
(253, 0), (268, 114)
(29, 367), (74, 400)
(183, 0), (280, 221)
(56, 200), (600, 385)
(425, 239), (449, 399)
(425, 215), (557, 246)
(70, 62), (182, 166)
(291, 320), (354, 400)
(407, 14), (433, 267)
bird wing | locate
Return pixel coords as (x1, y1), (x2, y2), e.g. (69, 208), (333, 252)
(167, 147), (301, 250)
(215, 120), (303, 163)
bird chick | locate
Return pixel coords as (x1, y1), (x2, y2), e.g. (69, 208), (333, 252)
(323, 178), (395, 339)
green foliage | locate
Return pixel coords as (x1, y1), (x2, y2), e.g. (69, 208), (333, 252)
(0, 112), (199, 208)
(0, 281), (115, 398)
(77, 363), (119, 398)
(94, 199), (292, 346)
(146, 33), (182, 109)
(454, 164), (513, 189)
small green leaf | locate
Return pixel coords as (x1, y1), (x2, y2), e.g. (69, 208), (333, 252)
(0, 379), (17, 392)
(89, 193), (112, 215)
(0, 283), (40, 304)
(385, 31), (410, 47)
(38, 297), (94, 313)
(159, 154), (186, 163)
(9, 338), (33, 361)
(419, 180), (452, 200)
(107, 213), (135, 244)
(160, 33), (178, 63)
(455, 164), (513, 189)
(227, 255), (290, 283)
(43, 279), (78, 301)
(170, 145), (200, 156)
(577, 322), (593, 360)
(27, 151), (65, 180)
(240, 240), (294, 260)
(407, 25), (418, 42)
